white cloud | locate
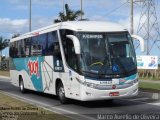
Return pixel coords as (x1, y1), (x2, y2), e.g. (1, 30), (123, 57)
(118, 13), (141, 33)
(1, 0), (160, 37)
(31, 16), (54, 30)
(89, 15), (107, 21)
(9, 0), (61, 10)
(0, 16), (55, 37)
(0, 18), (28, 33)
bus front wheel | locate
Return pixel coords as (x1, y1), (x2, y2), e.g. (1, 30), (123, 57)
(57, 82), (67, 104)
(19, 77), (26, 93)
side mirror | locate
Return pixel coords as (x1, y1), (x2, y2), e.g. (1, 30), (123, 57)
(131, 34), (145, 52)
(66, 35), (81, 54)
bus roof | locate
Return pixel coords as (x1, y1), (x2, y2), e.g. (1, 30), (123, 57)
(10, 21), (127, 42)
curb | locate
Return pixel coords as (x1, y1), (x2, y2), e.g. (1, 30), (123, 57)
(0, 76), (10, 79)
(139, 91), (160, 100)
(0, 76), (10, 80)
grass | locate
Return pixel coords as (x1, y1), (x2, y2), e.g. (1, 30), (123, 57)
(139, 81), (160, 92)
(0, 93), (71, 120)
(0, 70), (10, 77)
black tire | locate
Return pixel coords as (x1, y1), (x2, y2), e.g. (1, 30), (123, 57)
(106, 99), (113, 103)
(57, 82), (67, 104)
(19, 77), (26, 93)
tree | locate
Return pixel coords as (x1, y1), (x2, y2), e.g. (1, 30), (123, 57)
(0, 37), (10, 57)
(12, 34), (20, 38)
(54, 4), (84, 23)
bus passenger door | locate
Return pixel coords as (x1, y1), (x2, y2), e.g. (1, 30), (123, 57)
(68, 69), (80, 98)
(64, 39), (80, 98)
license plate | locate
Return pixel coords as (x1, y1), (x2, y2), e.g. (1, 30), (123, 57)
(99, 81), (112, 85)
(109, 92), (119, 96)
(112, 79), (119, 85)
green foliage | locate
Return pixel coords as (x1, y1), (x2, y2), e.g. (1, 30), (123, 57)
(0, 36), (10, 55)
(139, 82), (160, 92)
(54, 4), (84, 23)
(12, 34), (20, 38)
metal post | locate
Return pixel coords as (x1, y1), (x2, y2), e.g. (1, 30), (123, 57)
(130, 0), (134, 34)
(81, 0), (83, 20)
(147, 0), (150, 55)
(62, 0), (65, 15)
(29, 0), (31, 32)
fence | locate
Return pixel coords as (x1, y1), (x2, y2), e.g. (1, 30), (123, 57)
(138, 66), (160, 80)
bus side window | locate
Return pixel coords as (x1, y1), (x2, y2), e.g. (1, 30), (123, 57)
(53, 42), (61, 58)
(17, 40), (25, 57)
(47, 31), (58, 55)
(60, 29), (78, 71)
(14, 41), (18, 58)
(9, 43), (14, 58)
(31, 36), (42, 56)
(21, 40), (25, 57)
(11, 42), (16, 58)
(25, 38), (31, 57)
(53, 31), (64, 72)
(40, 34), (47, 56)
(67, 39), (78, 71)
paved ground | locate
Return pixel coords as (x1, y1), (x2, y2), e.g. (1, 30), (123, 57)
(0, 77), (160, 120)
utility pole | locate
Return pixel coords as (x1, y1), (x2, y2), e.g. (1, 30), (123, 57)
(130, 0), (134, 34)
(147, 0), (150, 55)
(29, 0), (31, 32)
(136, 0), (160, 56)
(80, 0), (83, 20)
(62, 0), (65, 16)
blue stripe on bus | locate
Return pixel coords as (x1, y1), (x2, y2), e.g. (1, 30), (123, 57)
(13, 56), (44, 91)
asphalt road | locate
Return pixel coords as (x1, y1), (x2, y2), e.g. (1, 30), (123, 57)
(0, 77), (160, 120)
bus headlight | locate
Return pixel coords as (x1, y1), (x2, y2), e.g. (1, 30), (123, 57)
(76, 77), (85, 85)
(76, 77), (97, 88)
(125, 78), (138, 85)
(85, 82), (97, 88)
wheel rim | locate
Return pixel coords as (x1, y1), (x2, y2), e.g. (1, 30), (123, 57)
(20, 81), (23, 91)
(59, 86), (65, 99)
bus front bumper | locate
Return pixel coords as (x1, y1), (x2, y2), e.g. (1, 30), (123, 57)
(80, 82), (138, 101)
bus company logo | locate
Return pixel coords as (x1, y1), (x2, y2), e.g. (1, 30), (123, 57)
(27, 59), (40, 78)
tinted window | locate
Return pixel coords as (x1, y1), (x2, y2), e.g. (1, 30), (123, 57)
(60, 29), (78, 71)
(16, 40), (26, 57)
(39, 34), (47, 55)
(10, 31), (59, 58)
(24, 38), (31, 57)
(9, 43), (14, 58)
(31, 36), (42, 56)
(14, 41), (18, 57)
(47, 31), (58, 55)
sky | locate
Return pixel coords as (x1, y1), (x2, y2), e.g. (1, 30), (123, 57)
(0, 0), (160, 60)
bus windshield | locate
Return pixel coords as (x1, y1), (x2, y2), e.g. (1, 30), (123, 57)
(76, 32), (137, 78)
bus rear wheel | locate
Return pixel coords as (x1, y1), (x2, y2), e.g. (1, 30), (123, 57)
(57, 82), (67, 104)
(19, 77), (26, 93)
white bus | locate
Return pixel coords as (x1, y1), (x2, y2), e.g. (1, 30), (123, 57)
(9, 21), (144, 103)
